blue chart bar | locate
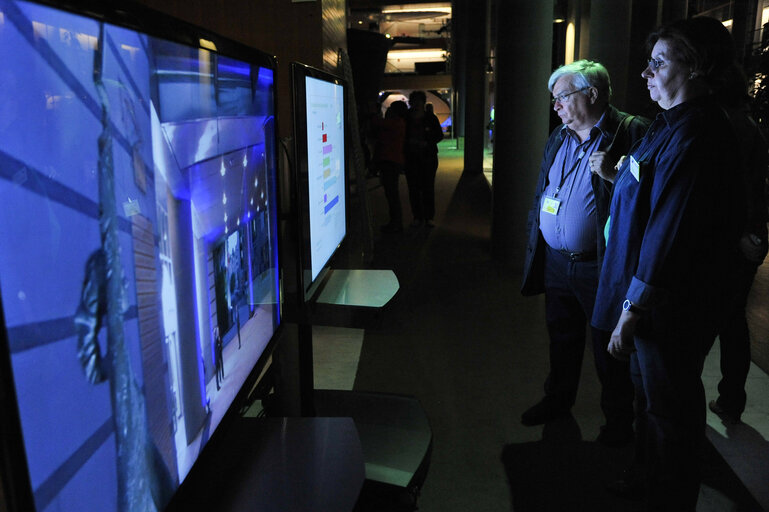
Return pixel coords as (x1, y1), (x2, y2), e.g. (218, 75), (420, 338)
(324, 195), (339, 213)
(324, 177), (337, 190)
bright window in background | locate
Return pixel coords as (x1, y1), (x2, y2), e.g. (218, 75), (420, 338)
(565, 22), (575, 64)
(378, 2), (450, 73)
(386, 49), (447, 72)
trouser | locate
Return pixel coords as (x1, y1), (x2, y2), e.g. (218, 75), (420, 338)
(405, 155), (438, 221)
(716, 256), (759, 415)
(631, 327), (713, 512)
(543, 245), (634, 429)
(379, 160), (403, 225)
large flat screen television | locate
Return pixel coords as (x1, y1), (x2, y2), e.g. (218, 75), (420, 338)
(0, 1), (282, 510)
(290, 62), (348, 301)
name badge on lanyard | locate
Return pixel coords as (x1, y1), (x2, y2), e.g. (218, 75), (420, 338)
(630, 156), (640, 182)
(541, 196), (561, 215)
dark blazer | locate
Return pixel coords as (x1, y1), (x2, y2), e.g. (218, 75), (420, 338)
(521, 105), (650, 296)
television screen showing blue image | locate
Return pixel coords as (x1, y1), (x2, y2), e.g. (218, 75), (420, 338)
(291, 63), (347, 300)
(0, 1), (281, 510)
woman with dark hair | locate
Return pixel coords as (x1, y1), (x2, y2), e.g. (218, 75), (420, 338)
(372, 100), (409, 233)
(592, 17), (745, 511)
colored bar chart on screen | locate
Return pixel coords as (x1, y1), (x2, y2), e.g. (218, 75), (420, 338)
(305, 75), (346, 274)
(324, 195), (339, 213)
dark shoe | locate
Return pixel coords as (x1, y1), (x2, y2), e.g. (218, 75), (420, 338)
(596, 425), (634, 447)
(606, 466), (643, 500)
(410, 219), (424, 228)
(425, 219), (435, 228)
(709, 400), (741, 424)
(380, 223), (403, 234)
(521, 398), (569, 426)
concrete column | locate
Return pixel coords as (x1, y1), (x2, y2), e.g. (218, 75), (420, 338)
(627, 0), (663, 118)
(578, 0), (591, 60)
(732, 0), (757, 63)
(463, 0), (489, 174)
(588, 1), (633, 110)
(660, 0), (687, 24)
(491, 0), (552, 265)
(167, 193), (208, 443)
(452, 0), (467, 139)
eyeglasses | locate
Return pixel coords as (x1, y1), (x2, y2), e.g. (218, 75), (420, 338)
(551, 87), (589, 105)
(647, 57), (665, 71)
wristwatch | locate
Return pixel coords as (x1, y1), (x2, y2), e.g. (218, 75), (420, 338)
(622, 299), (642, 314)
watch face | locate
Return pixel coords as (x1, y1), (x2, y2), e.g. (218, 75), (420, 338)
(623, 299), (631, 311)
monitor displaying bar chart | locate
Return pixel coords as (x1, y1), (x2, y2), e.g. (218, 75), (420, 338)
(291, 62), (349, 302)
(305, 75), (346, 281)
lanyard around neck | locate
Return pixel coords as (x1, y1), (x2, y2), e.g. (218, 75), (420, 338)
(554, 145), (586, 197)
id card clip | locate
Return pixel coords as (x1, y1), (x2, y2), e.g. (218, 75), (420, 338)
(541, 196), (561, 215)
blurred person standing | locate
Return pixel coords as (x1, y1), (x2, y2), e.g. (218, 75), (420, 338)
(698, 17), (769, 426)
(520, 60), (649, 448)
(709, 109), (769, 422)
(372, 100), (408, 233)
(405, 90), (443, 227)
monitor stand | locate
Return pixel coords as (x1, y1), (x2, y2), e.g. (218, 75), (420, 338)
(310, 269), (432, 505)
(316, 269), (400, 307)
(166, 416), (364, 511)
(313, 390), (432, 498)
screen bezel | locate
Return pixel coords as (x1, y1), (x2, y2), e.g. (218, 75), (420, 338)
(0, 292), (34, 512)
(290, 62), (349, 303)
(0, 1), (284, 509)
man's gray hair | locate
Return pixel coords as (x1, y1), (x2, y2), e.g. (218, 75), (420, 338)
(548, 60), (612, 104)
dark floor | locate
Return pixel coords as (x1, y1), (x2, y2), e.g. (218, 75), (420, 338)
(345, 142), (768, 511)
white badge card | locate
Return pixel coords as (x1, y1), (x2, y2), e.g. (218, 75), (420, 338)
(630, 156), (640, 182)
(541, 196), (561, 215)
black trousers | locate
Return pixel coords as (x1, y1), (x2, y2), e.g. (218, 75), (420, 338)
(543, 245), (634, 429)
(631, 326), (712, 512)
(405, 155), (438, 221)
(379, 160), (403, 225)
(716, 255), (760, 415)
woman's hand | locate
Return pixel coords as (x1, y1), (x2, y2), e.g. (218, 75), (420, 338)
(608, 309), (640, 361)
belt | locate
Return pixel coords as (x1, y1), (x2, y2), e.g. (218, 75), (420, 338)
(556, 248), (597, 262)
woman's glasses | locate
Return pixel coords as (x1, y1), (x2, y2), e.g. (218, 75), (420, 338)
(647, 57), (665, 70)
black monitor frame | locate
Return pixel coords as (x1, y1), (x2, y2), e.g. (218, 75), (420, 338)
(0, 1), (283, 510)
(290, 62), (349, 303)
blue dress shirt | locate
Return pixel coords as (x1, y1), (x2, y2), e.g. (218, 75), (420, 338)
(539, 121), (604, 253)
(592, 97), (743, 335)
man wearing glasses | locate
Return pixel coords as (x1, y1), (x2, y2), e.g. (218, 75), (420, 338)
(520, 60), (649, 446)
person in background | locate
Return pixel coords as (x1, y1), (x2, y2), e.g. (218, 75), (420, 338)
(520, 60), (649, 449)
(214, 326), (224, 390)
(700, 18), (769, 426)
(592, 17), (744, 511)
(405, 90), (443, 228)
(372, 100), (408, 233)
